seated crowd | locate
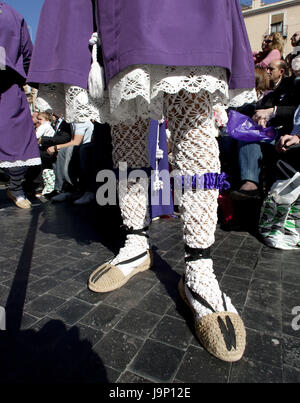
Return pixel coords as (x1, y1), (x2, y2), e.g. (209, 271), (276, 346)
(223, 58), (299, 198)
(25, 112), (112, 206)
(217, 32), (300, 230)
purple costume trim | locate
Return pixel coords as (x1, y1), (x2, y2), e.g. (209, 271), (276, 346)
(174, 173), (230, 192)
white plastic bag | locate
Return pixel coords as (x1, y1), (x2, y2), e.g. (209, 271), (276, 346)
(270, 160), (300, 205)
(259, 160), (300, 250)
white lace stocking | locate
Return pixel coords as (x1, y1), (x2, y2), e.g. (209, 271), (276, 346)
(166, 90), (220, 248)
(185, 259), (237, 318)
(110, 123), (151, 271)
(166, 89), (236, 317)
(111, 118), (150, 168)
(111, 180), (150, 272)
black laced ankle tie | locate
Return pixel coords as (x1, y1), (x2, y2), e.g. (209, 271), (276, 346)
(122, 225), (150, 239)
(184, 245), (211, 263)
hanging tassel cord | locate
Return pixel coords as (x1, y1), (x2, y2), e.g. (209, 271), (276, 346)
(88, 32), (105, 99)
(153, 119), (165, 192)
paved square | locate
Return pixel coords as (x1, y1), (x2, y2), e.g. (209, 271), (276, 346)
(0, 189), (300, 383)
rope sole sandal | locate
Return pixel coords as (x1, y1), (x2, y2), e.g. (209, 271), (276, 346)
(88, 249), (153, 292)
(88, 226), (153, 293)
(178, 275), (246, 362)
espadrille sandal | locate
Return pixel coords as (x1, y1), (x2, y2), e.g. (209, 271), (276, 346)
(88, 249), (153, 293)
(178, 275), (246, 362)
(7, 190), (31, 209)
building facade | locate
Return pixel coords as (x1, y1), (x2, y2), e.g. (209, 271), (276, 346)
(242, 0), (300, 56)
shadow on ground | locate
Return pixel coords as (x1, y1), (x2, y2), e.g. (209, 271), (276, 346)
(0, 206), (108, 383)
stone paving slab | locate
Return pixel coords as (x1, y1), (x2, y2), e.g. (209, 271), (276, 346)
(0, 189), (300, 383)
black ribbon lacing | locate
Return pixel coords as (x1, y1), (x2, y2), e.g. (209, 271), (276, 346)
(184, 245), (211, 262)
(122, 225), (150, 239)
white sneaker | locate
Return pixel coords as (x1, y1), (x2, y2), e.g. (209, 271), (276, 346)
(73, 192), (95, 205)
(51, 192), (72, 202)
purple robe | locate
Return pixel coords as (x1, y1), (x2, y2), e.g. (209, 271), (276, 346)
(28, 0), (255, 90)
(28, 0), (94, 90)
(0, 2), (40, 164)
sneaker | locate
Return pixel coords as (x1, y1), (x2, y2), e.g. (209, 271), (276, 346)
(73, 192), (95, 205)
(7, 190), (31, 209)
(51, 191), (72, 202)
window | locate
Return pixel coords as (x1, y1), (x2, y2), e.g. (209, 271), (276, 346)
(270, 13), (284, 35)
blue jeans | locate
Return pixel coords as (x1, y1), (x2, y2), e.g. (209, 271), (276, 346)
(238, 141), (262, 185)
(53, 146), (74, 191)
(5, 167), (27, 197)
(219, 135), (262, 185)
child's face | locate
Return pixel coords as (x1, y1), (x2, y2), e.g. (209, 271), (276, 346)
(37, 115), (48, 126)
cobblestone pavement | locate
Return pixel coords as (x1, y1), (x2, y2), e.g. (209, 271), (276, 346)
(0, 188), (300, 383)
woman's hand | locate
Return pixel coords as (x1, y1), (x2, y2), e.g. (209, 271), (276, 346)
(276, 134), (300, 153)
(252, 108), (274, 127)
(47, 146), (56, 155)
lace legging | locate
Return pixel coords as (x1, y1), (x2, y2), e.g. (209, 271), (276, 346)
(112, 89), (220, 249)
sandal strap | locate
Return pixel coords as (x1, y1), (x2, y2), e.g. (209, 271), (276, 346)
(183, 274), (229, 313)
(122, 225), (149, 238)
(114, 250), (148, 266)
(183, 274), (237, 351)
(183, 274), (216, 313)
(221, 292), (228, 311)
(184, 245), (211, 262)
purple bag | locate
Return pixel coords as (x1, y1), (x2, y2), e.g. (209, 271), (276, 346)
(226, 110), (277, 142)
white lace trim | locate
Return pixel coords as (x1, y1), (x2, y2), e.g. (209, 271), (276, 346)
(227, 88), (257, 108)
(65, 85), (110, 123)
(108, 65), (228, 124)
(0, 158), (41, 168)
(36, 83), (110, 124)
(35, 66), (256, 125)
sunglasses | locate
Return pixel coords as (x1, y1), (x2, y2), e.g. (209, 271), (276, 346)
(263, 39), (273, 44)
(268, 67), (275, 71)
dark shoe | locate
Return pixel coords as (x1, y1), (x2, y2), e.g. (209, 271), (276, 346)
(44, 190), (60, 200)
(39, 195), (50, 203)
(230, 189), (260, 200)
(51, 191), (73, 202)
